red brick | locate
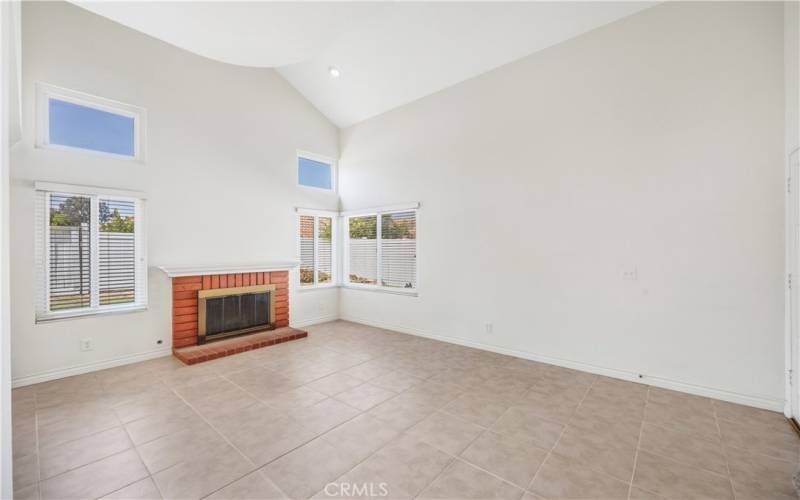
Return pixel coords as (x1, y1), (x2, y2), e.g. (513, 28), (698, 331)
(174, 322), (197, 333)
(173, 337), (197, 348)
(173, 291), (196, 300)
(243, 273), (250, 286)
(174, 276), (202, 284)
(270, 272), (288, 284)
(174, 306), (198, 316)
(173, 299), (197, 308)
(174, 283), (202, 292)
(202, 276), (212, 289)
(174, 313), (197, 323)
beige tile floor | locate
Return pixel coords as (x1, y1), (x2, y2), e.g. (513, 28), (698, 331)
(11, 321), (800, 500)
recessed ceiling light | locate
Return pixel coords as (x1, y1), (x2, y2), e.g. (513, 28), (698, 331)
(328, 66), (341, 78)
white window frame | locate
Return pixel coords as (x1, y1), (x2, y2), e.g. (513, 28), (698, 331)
(297, 150), (337, 192)
(296, 208), (338, 290)
(35, 181), (148, 322)
(35, 82), (147, 162)
(343, 203), (419, 296)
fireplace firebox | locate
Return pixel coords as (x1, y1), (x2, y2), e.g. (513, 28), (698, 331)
(198, 284), (276, 344)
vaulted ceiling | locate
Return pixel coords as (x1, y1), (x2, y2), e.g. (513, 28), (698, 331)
(73, 1), (656, 127)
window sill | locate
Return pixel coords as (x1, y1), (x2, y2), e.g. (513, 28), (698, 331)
(297, 284), (340, 292)
(36, 304), (147, 324)
(342, 285), (418, 297)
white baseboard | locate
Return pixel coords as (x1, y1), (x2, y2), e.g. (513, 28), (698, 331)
(12, 347), (172, 388)
(341, 315), (785, 412)
(292, 314), (340, 328)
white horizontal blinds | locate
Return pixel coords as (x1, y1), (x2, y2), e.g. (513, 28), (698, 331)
(48, 193), (92, 310)
(133, 200), (147, 306)
(348, 215), (378, 285)
(36, 186), (147, 320)
(317, 216), (333, 284)
(34, 191), (46, 315)
(380, 211), (417, 289)
(98, 198), (136, 305)
(299, 215), (315, 285)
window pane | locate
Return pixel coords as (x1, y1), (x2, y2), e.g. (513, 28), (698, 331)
(299, 215), (315, 285)
(49, 194), (91, 310)
(298, 157), (332, 190)
(381, 211), (417, 289)
(49, 98), (135, 156)
(99, 199), (136, 305)
(348, 215), (377, 285)
(318, 217), (332, 284)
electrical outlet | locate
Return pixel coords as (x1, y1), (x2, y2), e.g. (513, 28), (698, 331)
(622, 267), (638, 281)
(485, 323), (493, 335)
(80, 338), (93, 352)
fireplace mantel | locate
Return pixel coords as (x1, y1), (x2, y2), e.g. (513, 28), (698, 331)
(158, 261), (299, 278)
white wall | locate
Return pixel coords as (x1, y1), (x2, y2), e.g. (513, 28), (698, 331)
(785, 0), (800, 417)
(10, 1), (340, 385)
(339, 2), (786, 409)
(1, 1), (21, 496)
(787, 1), (799, 158)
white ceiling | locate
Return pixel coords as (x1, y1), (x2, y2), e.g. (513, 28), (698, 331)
(74, 1), (656, 128)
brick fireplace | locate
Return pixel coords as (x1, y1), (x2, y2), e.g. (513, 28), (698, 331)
(172, 271), (289, 347)
(163, 266), (307, 364)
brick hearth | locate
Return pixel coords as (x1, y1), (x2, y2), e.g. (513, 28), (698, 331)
(173, 326), (307, 364)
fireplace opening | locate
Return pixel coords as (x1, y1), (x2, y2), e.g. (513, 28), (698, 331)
(198, 284), (276, 344)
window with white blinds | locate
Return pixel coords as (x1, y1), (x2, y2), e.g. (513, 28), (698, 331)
(346, 208), (417, 291)
(297, 211), (336, 288)
(35, 184), (147, 321)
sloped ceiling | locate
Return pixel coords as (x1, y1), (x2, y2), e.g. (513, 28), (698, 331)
(73, 1), (656, 127)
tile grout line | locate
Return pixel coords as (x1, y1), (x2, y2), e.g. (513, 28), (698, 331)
(411, 420), (493, 499)
(165, 383), (290, 499)
(626, 385), (650, 500)
(711, 400), (738, 499)
(299, 363), (516, 499)
(205, 357), (434, 500)
(33, 384), (149, 497)
(76, 377), (170, 499)
(33, 392), (42, 494)
(303, 378), (472, 499)
(525, 375), (598, 495)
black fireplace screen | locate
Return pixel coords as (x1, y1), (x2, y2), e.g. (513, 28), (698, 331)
(205, 291), (270, 339)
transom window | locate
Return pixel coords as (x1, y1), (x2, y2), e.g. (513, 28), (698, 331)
(36, 83), (145, 160)
(35, 183), (147, 321)
(345, 207), (417, 292)
(297, 151), (335, 191)
(297, 210), (337, 288)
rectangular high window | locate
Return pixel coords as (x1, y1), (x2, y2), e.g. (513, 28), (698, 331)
(35, 183), (147, 321)
(37, 83), (145, 160)
(297, 210), (337, 288)
(297, 151), (335, 191)
(345, 207), (417, 292)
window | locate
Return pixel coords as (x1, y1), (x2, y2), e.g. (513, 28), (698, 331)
(345, 206), (417, 292)
(35, 182), (147, 321)
(297, 210), (337, 288)
(36, 83), (145, 160)
(297, 151), (335, 190)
